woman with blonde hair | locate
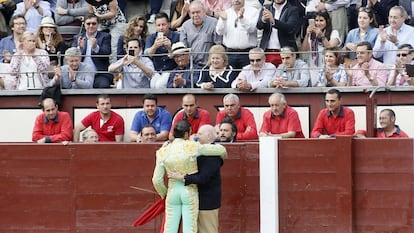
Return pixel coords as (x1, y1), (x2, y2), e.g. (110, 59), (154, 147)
(196, 44), (237, 89)
(9, 31), (50, 90)
(116, 15), (148, 59)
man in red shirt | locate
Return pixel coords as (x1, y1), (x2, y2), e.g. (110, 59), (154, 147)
(169, 94), (211, 140)
(215, 93), (258, 141)
(311, 89), (355, 138)
(73, 94), (125, 142)
(376, 109), (409, 138)
(260, 92), (304, 138)
(32, 98), (73, 143)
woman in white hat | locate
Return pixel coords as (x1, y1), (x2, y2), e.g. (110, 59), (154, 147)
(36, 17), (67, 67)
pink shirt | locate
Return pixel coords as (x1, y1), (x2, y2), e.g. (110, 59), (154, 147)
(201, 0), (231, 12)
(351, 58), (389, 86)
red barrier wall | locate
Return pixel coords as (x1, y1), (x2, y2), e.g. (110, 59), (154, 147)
(1, 139), (413, 232)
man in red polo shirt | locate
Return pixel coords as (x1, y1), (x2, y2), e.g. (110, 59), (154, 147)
(311, 89), (355, 138)
(169, 94), (211, 140)
(259, 92), (304, 138)
(215, 93), (258, 141)
(73, 94), (125, 142)
(376, 109), (409, 138)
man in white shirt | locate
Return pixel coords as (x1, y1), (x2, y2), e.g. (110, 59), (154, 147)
(216, 0), (259, 70)
(232, 47), (276, 91)
(373, 6), (414, 65)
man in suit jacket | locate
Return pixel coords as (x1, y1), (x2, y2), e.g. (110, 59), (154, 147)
(73, 14), (112, 88)
(399, 0), (414, 26)
(256, 0), (300, 67)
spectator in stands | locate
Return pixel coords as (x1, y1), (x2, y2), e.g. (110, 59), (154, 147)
(117, 15), (148, 59)
(269, 46), (311, 88)
(346, 41), (389, 86)
(355, 108), (409, 138)
(0, 15), (26, 63)
(313, 0), (348, 42)
(387, 44), (414, 86)
(259, 92), (305, 138)
(13, 0), (52, 33)
(217, 117), (237, 142)
(85, 0), (127, 63)
(148, 0), (164, 24)
(216, 0), (259, 70)
(109, 37), (154, 89)
(373, 6), (414, 65)
(215, 93), (258, 141)
(82, 128), (99, 143)
(140, 124), (157, 143)
(170, 0), (191, 30)
(315, 48), (348, 87)
(168, 124), (225, 233)
(145, 12), (179, 88)
(51, 47), (95, 89)
(181, 0), (222, 66)
(311, 88), (355, 138)
(32, 98), (73, 143)
(73, 14), (112, 88)
(201, 0), (231, 18)
(169, 94), (211, 140)
(399, 0), (414, 26)
(231, 47), (276, 91)
(256, 0), (300, 67)
(344, 7), (378, 60)
(196, 44), (237, 89)
(35, 17), (67, 67)
(367, 0), (398, 26)
(9, 31), (50, 90)
(73, 94), (125, 142)
(55, 0), (89, 28)
(130, 94), (172, 142)
(0, 0), (16, 37)
(301, 11), (341, 83)
(167, 41), (200, 88)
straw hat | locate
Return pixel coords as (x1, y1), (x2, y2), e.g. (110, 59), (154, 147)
(171, 42), (191, 57)
(40, 17), (57, 28)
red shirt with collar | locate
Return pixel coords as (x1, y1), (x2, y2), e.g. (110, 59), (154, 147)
(170, 108), (211, 135)
(32, 111), (73, 142)
(311, 106), (355, 138)
(81, 111), (125, 142)
(216, 107), (258, 141)
(260, 106), (305, 138)
(376, 126), (409, 138)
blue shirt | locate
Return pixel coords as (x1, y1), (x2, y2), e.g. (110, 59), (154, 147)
(0, 36), (16, 63)
(144, 30), (180, 71)
(345, 27), (378, 59)
(131, 107), (172, 133)
(167, 64), (201, 88)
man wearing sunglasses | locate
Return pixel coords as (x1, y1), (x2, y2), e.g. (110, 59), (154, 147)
(73, 14), (112, 88)
(231, 47), (276, 91)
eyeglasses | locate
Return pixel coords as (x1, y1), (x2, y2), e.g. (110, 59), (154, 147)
(359, 7), (372, 13)
(397, 53), (408, 57)
(85, 22), (97, 26)
(249, 58), (262, 63)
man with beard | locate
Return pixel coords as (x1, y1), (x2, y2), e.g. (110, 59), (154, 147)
(180, 0), (222, 66)
(347, 41), (389, 86)
(51, 47), (95, 89)
(130, 94), (172, 142)
(0, 15), (26, 63)
(256, 0), (300, 67)
(32, 98), (73, 143)
(232, 47), (276, 91)
(74, 94), (125, 142)
(217, 117), (237, 142)
(216, 0), (259, 70)
(311, 88), (355, 138)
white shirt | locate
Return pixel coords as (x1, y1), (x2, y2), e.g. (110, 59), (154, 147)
(231, 62), (276, 90)
(216, 6), (259, 49)
(267, 1), (287, 49)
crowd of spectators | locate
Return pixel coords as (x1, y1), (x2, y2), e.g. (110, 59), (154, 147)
(0, 0), (414, 90)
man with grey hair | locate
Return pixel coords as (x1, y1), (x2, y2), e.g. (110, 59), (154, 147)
(259, 92), (305, 138)
(168, 124), (225, 233)
(180, 0), (222, 66)
(51, 47), (95, 88)
(215, 93), (258, 140)
(231, 47), (276, 91)
(82, 129), (99, 143)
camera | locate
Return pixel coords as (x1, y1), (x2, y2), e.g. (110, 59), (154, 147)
(128, 50), (135, 56)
